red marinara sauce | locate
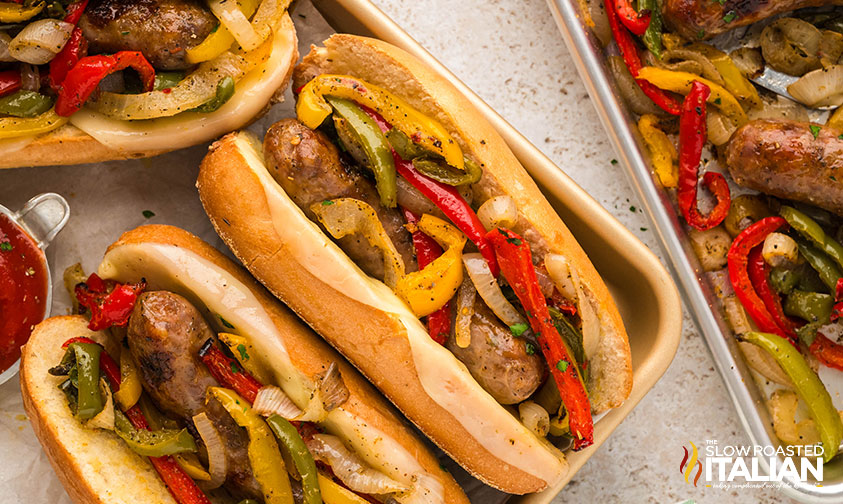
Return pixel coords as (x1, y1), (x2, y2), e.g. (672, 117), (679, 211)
(0, 213), (48, 374)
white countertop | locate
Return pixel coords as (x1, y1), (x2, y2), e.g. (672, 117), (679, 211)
(369, 0), (793, 502)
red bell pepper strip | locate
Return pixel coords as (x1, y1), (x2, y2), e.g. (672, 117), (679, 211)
(831, 279), (843, 322)
(359, 104), (500, 276)
(403, 208), (451, 345)
(613, 0), (651, 36)
(677, 81), (730, 231)
(485, 227), (593, 450)
(63, 0), (89, 25)
(61, 337), (212, 504)
(74, 273), (146, 331)
(0, 70), (21, 98)
(727, 217), (791, 339)
(198, 339), (263, 404)
(747, 246), (799, 345)
(606, 2), (681, 115)
(810, 332), (843, 372)
(50, 28), (88, 92)
(55, 51), (155, 117)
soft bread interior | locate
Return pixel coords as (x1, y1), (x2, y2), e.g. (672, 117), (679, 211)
(97, 225), (466, 504)
(20, 316), (180, 504)
(0, 13), (297, 169)
(292, 35), (632, 413)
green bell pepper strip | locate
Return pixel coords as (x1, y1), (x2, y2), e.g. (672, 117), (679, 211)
(781, 206), (843, 271)
(770, 266), (799, 295)
(114, 409), (198, 457)
(795, 237), (843, 293)
(638, 0), (663, 58)
(265, 415), (321, 504)
(741, 331), (843, 462)
(326, 96), (397, 207)
(0, 91), (54, 118)
(387, 128), (482, 186)
(154, 72), (185, 91)
(68, 342), (104, 421)
(191, 76), (236, 113)
(784, 290), (833, 324)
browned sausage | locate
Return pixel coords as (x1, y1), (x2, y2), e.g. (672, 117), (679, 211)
(725, 119), (843, 216)
(264, 118), (418, 278)
(662, 0), (843, 40)
(127, 290), (261, 499)
(80, 0), (216, 70)
(446, 298), (544, 404)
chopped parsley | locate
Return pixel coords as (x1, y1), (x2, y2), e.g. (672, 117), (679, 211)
(629, 205), (637, 212)
(509, 323), (529, 337)
(723, 11), (737, 23)
(321, 200), (335, 206)
(810, 125), (822, 139)
(237, 344), (250, 362)
(610, 159), (618, 165)
(713, 97), (722, 105)
(142, 210), (155, 219)
(219, 315), (235, 329)
(640, 227), (648, 231)
(525, 342), (537, 355)
(556, 360), (569, 372)
(0, 241), (11, 251)
(839, 134), (843, 140)
(506, 237), (523, 246)
(696, 29), (706, 39)
(230, 361), (240, 373)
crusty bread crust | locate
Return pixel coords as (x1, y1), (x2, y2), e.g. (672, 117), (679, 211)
(21, 225), (467, 504)
(0, 13), (297, 170)
(21, 316), (179, 504)
(198, 35), (632, 493)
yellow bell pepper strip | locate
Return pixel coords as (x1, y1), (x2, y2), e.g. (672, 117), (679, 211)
(185, 0), (259, 64)
(637, 114), (678, 188)
(0, 107), (67, 139)
(396, 214), (467, 317)
(218, 332), (274, 385)
(317, 473), (370, 504)
(174, 453), (212, 481)
(0, 1), (44, 23)
(208, 387), (294, 504)
(296, 74), (464, 170)
(113, 345), (142, 410)
(739, 332), (843, 462)
(311, 198), (406, 289)
(828, 106), (843, 130)
(636, 67), (749, 127)
(687, 43), (762, 109)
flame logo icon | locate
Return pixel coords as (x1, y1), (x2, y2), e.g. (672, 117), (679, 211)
(679, 441), (703, 487)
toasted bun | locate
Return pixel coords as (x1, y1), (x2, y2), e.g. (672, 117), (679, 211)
(0, 12), (297, 170)
(21, 316), (180, 504)
(21, 225), (467, 504)
(198, 35), (631, 493)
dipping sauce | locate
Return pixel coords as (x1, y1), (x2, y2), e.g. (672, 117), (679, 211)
(0, 212), (48, 374)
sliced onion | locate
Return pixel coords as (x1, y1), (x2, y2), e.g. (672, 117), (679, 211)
(748, 95), (809, 122)
(84, 379), (115, 430)
(209, 0), (261, 51)
(192, 412), (227, 489)
(454, 278), (476, 348)
(658, 49), (725, 86)
(545, 253), (601, 359)
(534, 265), (555, 298)
(463, 252), (526, 327)
(788, 64), (843, 108)
(706, 108), (736, 146)
(395, 472), (444, 504)
(90, 51), (250, 120)
(9, 19), (73, 65)
(0, 32), (13, 62)
(306, 434), (409, 495)
(20, 63), (39, 92)
(477, 195), (518, 232)
(730, 47), (764, 79)
(518, 400), (550, 437)
(396, 177), (445, 220)
(253, 385), (303, 419)
(318, 362), (349, 412)
(607, 55), (662, 116)
(543, 254), (577, 302)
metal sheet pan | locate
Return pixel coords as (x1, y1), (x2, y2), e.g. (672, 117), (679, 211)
(544, 0), (843, 501)
(0, 1), (683, 502)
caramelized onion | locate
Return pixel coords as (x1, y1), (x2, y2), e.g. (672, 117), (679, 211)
(463, 252), (526, 327)
(477, 195), (518, 232)
(454, 278), (476, 348)
(396, 177), (446, 220)
(209, 0), (261, 51)
(85, 379), (115, 430)
(788, 64), (843, 108)
(192, 412), (226, 489)
(318, 362), (349, 412)
(253, 385), (303, 420)
(608, 56), (662, 115)
(306, 434), (409, 494)
(9, 19), (73, 64)
(518, 400), (550, 437)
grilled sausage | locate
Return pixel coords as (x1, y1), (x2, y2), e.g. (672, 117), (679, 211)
(662, 0), (843, 40)
(127, 290), (262, 499)
(264, 118), (418, 278)
(446, 298), (544, 404)
(80, 0), (217, 70)
(725, 119), (843, 216)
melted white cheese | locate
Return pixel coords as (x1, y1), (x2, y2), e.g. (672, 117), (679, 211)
(68, 14), (296, 153)
(98, 241), (441, 503)
(235, 133), (566, 486)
